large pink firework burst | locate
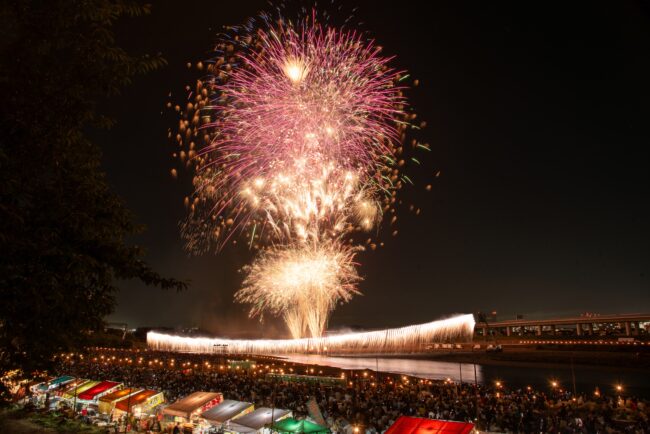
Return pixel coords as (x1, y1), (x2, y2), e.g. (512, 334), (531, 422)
(209, 17), (405, 174)
(182, 13), (409, 251)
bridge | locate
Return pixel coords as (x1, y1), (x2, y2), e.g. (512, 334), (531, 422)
(476, 313), (650, 338)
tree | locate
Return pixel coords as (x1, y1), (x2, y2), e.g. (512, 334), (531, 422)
(0, 0), (186, 398)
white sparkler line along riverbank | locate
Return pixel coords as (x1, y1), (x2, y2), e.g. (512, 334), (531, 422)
(147, 314), (475, 354)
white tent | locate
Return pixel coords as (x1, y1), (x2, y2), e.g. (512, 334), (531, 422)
(201, 399), (254, 426)
(227, 407), (292, 434)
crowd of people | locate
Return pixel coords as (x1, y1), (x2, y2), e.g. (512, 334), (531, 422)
(53, 348), (649, 433)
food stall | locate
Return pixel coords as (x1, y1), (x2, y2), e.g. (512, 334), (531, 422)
(77, 381), (122, 406)
(270, 418), (330, 434)
(163, 391), (223, 430)
(113, 389), (165, 420)
(29, 378), (52, 395)
(54, 379), (86, 399)
(62, 380), (99, 400)
(98, 388), (141, 415)
(384, 416), (474, 434)
(227, 407), (292, 434)
(199, 399), (254, 430)
(31, 375), (75, 394)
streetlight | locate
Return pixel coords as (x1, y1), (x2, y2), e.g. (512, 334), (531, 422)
(123, 387), (132, 434)
(615, 384), (623, 393)
(615, 383), (624, 407)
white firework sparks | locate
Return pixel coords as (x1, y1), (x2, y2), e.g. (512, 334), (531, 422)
(236, 242), (361, 338)
(147, 314), (476, 354)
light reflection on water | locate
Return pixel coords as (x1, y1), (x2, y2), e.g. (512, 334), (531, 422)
(279, 354), (650, 398)
(279, 354), (483, 383)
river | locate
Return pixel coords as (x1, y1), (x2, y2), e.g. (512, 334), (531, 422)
(279, 354), (650, 398)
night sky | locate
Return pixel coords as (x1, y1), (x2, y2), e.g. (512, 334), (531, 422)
(98, 1), (650, 335)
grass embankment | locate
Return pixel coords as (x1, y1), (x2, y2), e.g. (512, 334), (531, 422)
(0, 406), (106, 434)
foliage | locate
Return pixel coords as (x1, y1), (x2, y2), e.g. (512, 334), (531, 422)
(1, 406), (107, 433)
(0, 0), (186, 398)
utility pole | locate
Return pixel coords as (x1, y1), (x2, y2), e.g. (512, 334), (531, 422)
(270, 374), (278, 432)
(72, 384), (78, 417)
(124, 384), (131, 433)
(375, 357), (379, 384)
(123, 387), (132, 433)
(473, 363), (477, 387)
(123, 360), (134, 434)
(570, 352), (577, 397)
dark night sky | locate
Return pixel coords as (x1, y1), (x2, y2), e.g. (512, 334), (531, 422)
(98, 1), (650, 335)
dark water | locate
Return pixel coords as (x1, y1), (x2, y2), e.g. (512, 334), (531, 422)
(480, 363), (650, 399)
(281, 354), (650, 398)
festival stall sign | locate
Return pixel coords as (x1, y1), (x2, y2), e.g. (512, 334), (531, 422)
(271, 418), (331, 434)
(98, 387), (141, 414)
(200, 399), (254, 427)
(77, 380), (122, 403)
(62, 380), (99, 400)
(227, 407), (292, 434)
(114, 389), (165, 418)
(163, 391), (222, 421)
(384, 416), (474, 434)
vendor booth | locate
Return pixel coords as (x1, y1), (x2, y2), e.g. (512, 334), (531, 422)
(62, 380), (99, 400)
(227, 407), (292, 434)
(271, 418), (330, 434)
(77, 381), (122, 404)
(98, 388), (141, 415)
(32, 375), (75, 394)
(200, 399), (254, 427)
(55, 378), (87, 398)
(113, 389), (165, 419)
(163, 391), (222, 423)
(384, 416), (474, 434)
(29, 377), (53, 395)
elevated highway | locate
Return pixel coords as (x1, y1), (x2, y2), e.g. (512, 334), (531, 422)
(476, 313), (650, 338)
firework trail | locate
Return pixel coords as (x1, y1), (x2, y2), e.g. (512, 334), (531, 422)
(172, 10), (424, 338)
